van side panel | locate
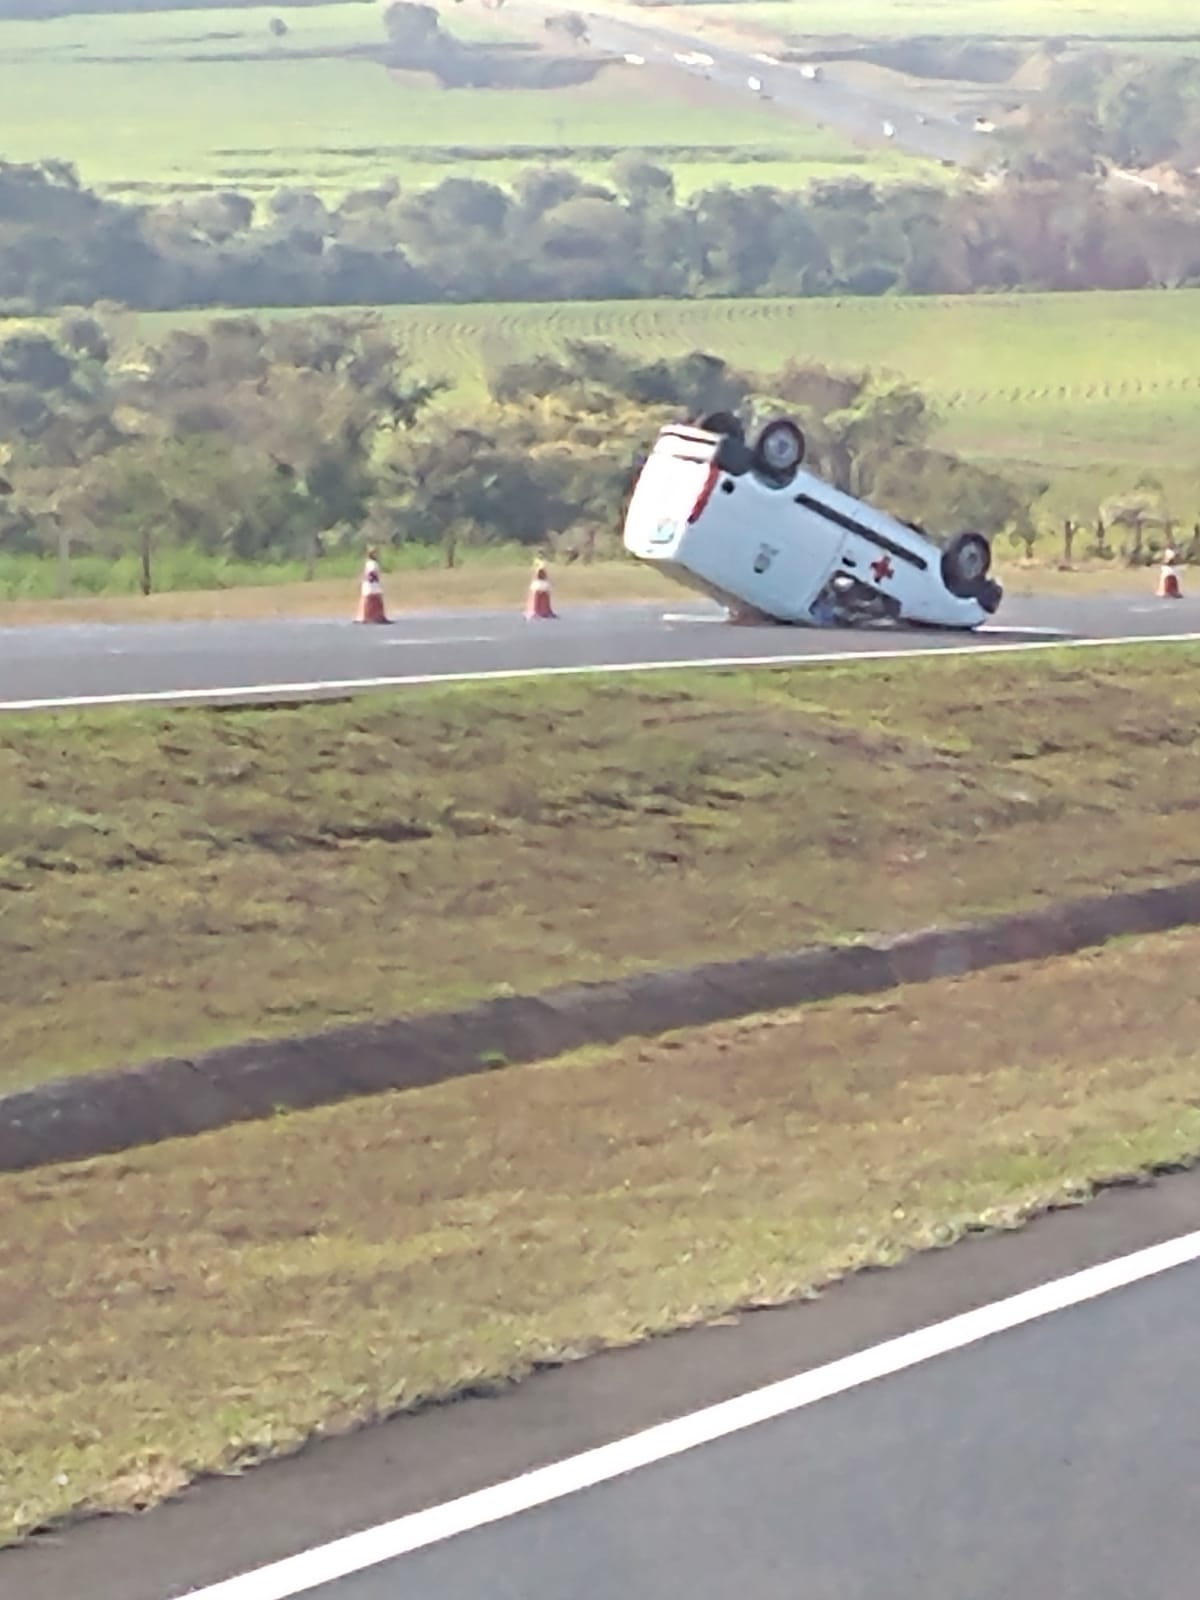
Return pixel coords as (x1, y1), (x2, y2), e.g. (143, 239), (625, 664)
(671, 486), (846, 622)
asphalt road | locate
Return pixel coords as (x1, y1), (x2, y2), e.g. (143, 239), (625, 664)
(303, 1254), (1200, 1600)
(8, 1169), (1200, 1600)
(0, 593), (1196, 711)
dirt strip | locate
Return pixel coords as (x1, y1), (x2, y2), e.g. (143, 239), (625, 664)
(5, 874), (1200, 1175)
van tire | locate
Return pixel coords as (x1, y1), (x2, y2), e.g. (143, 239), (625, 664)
(753, 418), (806, 482)
(697, 411), (745, 441)
(941, 530), (992, 598)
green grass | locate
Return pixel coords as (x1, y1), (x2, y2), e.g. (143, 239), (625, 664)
(0, 3), (938, 201)
(3, 646), (1200, 1097)
(0, 539), (547, 603)
(4, 924), (1199, 1542)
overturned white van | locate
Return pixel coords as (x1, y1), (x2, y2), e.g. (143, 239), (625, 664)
(622, 414), (1003, 629)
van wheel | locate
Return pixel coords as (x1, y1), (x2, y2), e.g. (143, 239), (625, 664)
(753, 418), (806, 481)
(941, 531), (992, 598)
(697, 411), (745, 442)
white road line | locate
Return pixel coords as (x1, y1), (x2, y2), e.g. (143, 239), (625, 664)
(976, 624), (1072, 637)
(3, 631), (1200, 715)
(382, 634), (500, 647)
(668, 614), (1068, 633)
(668, 616), (1071, 637)
(178, 1228), (1200, 1600)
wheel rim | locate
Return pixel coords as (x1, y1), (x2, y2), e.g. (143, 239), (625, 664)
(761, 426), (800, 472)
(958, 541), (987, 581)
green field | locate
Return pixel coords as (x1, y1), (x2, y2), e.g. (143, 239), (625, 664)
(188, 289), (1196, 519)
(0, 3), (937, 201)
(2, 0), (1192, 204)
(642, 0), (1199, 44)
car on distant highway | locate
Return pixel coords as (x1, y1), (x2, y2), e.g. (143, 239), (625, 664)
(622, 413), (1003, 630)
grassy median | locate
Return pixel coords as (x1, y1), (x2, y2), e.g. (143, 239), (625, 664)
(3, 645), (1200, 1095)
(0, 553), (678, 622)
(3, 926), (1199, 1544)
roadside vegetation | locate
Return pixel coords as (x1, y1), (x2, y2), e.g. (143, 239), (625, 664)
(2, 305), (1196, 606)
(4, 646), (1200, 1095)
(0, 555), (679, 621)
(4, 921), (1199, 1542)
(0, 315), (1042, 600)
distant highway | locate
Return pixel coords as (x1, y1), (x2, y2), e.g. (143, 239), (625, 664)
(0, 594), (1197, 713)
(517, 0), (987, 166)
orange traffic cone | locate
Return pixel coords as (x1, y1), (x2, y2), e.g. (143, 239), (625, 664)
(1156, 549), (1182, 599)
(355, 549), (390, 624)
(525, 562), (557, 620)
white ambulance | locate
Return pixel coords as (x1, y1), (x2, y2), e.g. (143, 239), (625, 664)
(622, 414), (1003, 629)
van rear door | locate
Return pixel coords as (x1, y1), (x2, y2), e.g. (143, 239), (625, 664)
(623, 427), (722, 561)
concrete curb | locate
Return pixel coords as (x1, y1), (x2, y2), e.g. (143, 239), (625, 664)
(4, 875), (1200, 1175)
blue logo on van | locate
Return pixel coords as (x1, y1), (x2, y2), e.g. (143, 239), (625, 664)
(753, 543), (778, 574)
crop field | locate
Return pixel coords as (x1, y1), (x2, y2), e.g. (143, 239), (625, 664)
(190, 289), (1198, 518)
(0, 2), (936, 201)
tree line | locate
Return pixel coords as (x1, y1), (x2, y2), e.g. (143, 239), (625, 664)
(1002, 49), (1200, 181)
(0, 309), (1056, 594)
(4, 156), (1200, 316)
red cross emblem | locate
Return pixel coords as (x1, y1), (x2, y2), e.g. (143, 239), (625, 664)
(871, 554), (894, 583)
